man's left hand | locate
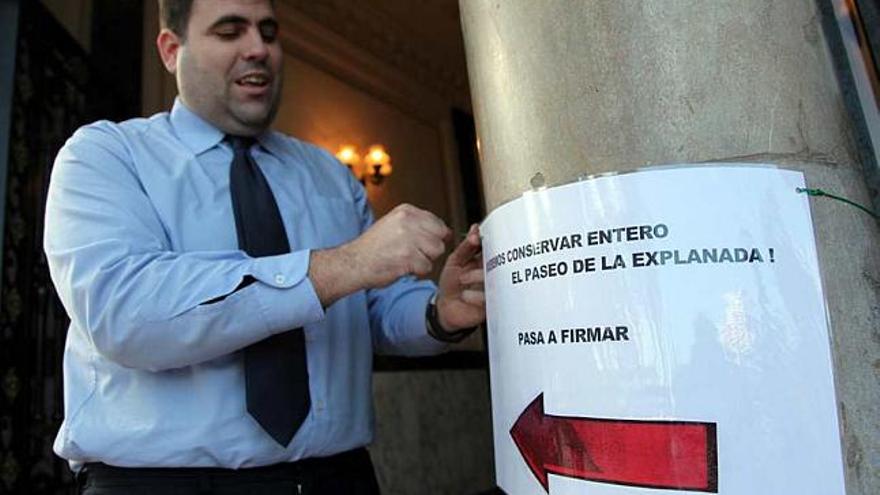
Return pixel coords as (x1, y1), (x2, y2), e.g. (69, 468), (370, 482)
(436, 223), (486, 333)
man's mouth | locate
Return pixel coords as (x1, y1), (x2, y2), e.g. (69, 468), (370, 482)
(235, 73), (270, 88)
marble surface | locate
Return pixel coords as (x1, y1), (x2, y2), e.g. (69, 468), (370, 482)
(371, 369), (495, 494)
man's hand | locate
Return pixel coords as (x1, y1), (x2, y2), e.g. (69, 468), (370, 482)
(309, 204), (451, 307)
(435, 223), (485, 333)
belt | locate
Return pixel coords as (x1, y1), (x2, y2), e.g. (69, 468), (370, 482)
(81, 447), (372, 489)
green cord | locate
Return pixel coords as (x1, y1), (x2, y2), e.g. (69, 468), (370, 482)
(796, 187), (879, 219)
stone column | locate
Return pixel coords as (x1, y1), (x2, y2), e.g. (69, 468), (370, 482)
(460, 0), (879, 492)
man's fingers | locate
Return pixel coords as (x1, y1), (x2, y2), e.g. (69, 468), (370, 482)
(460, 289), (485, 305)
(414, 232), (446, 260)
(411, 253), (434, 276)
(389, 203), (450, 241)
(461, 255), (483, 273)
(447, 224), (482, 265)
(409, 206), (451, 240)
(459, 267), (484, 285)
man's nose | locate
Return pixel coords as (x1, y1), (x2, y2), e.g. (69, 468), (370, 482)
(241, 28), (270, 61)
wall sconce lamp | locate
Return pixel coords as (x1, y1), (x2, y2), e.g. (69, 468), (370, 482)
(363, 145), (393, 185)
(335, 145), (363, 182)
(335, 144), (393, 185)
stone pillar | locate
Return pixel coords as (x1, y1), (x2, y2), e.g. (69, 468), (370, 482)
(460, 0), (879, 493)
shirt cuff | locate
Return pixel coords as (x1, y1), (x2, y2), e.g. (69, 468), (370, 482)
(405, 288), (450, 354)
(248, 249), (325, 335)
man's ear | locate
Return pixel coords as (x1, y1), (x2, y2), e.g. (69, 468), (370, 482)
(157, 29), (182, 74)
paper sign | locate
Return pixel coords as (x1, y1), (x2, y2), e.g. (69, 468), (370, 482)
(481, 166), (845, 495)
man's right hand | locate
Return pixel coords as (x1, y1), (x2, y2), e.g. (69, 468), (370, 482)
(308, 204), (452, 307)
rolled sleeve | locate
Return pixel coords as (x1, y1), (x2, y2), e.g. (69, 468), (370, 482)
(249, 250), (325, 334)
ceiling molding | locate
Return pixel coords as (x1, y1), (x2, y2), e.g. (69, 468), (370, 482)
(278, 0), (470, 111)
(276, 3), (452, 125)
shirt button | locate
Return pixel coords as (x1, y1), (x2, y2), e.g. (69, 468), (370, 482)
(274, 274), (286, 285)
(315, 400), (325, 411)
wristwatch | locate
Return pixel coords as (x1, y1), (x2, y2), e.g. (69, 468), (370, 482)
(425, 292), (478, 343)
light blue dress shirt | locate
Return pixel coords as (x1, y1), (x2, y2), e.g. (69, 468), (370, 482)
(44, 99), (447, 470)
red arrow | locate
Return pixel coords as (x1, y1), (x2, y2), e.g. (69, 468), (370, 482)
(510, 394), (717, 493)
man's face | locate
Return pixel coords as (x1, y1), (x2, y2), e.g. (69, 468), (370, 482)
(171, 0), (283, 136)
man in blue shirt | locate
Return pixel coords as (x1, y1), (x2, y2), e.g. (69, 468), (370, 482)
(43, 0), (486, 493)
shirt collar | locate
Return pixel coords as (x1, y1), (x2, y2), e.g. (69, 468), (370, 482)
(170, 98), (285, 158)
(255, 130), (286, 159)
(170, 98), (225, 155)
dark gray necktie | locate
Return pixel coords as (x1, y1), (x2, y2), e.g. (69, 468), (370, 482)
(228, 136), (310, 446)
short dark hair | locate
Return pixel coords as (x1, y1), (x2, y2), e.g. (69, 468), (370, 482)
(158, 0), (194, 40)
(158, 0), (276, 41)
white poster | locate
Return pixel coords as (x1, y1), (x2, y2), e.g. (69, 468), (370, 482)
(481, 166), (845, 495)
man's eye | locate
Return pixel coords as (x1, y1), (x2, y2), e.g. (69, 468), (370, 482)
(260, 26), (277, 42)
(215, 29), (240, 39)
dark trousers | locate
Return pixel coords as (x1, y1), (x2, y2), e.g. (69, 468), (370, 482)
(80, 448), (381, 495)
